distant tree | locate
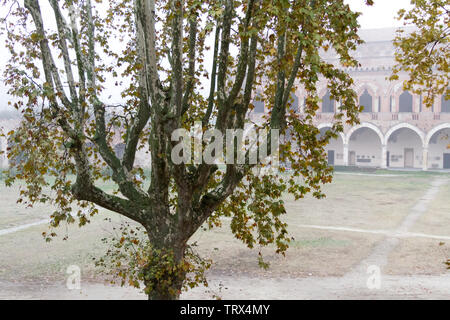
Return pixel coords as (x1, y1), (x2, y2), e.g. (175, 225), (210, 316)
(1, 0), (365, 299)
(390, 0), (449, 108)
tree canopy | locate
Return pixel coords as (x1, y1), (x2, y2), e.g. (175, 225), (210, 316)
(391, 0), (449, 108)
(0, 0), (367, 299)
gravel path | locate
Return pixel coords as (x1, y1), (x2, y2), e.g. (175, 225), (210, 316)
(1, 273), (449, 300)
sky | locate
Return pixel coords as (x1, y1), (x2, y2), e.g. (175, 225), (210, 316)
(346, 0), (413, 29)
(0, 0), (415, 111)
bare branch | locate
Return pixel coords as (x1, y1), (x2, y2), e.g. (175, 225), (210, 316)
(169, 0), (184, 116)
(24, 0), (72, 109)
(48, 0), (78, 108)
(135, 0), (163, 105)
(215, 0), (233, 132)
(202, 23), (221, 126)
(225, 0), (256, 106)
(181, 11), (198, 115)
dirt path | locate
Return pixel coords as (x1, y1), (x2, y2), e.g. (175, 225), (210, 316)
(1, 273), (449, 300)
(183, 274), (450, 299)
(0, 219), (49, 236)
(347, 178), (448, 278)
(293, 224), (450, 240)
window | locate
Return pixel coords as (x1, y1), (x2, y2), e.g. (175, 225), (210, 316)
(289, 93), (299, 113)
(114, 143), (126, 160)
(359, 89), (372, 113)
(441, 91), (450, 113)
(399, 91), (413, 113)
(253, 95), (264, 113)
(322, 90), (335, 113)
(7, 137), (27, 167)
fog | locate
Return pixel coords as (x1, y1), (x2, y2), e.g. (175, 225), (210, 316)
(0, 0), (414, 113)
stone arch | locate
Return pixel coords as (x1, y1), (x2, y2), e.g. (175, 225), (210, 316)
(385, 123), (425, 147)
(425, 123), (450, 146)
(355, 82), (379, 97)
(425, 123), (450, 169)
(359, 89), (373, 113)
(385, 123), (425, 169)
(346, 122), (384, 167)
(385, 81), (403, 97)
(317, 84), (328, 98)
(317, 123), (345, 142)
(356, 83), (378, 113)
(345, 122), (384, 145)
(317, 123), (345, 166)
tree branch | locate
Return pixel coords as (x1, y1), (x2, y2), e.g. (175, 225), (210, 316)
(202, 23), (221, 126)
(181, 10), (198, 115)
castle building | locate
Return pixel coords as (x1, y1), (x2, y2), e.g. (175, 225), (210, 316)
(1, 28), (449, 171)
(252, 28), (450, 171)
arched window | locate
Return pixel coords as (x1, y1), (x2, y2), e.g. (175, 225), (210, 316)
(399, 91), (413, 113)
(7, 137), (27, 167)
(114, 143), (126, 160)
(253, 95), (264, 113)
(441, 91), (450, 113)
(322, 90), (335, 113)
(289, 93), (299, 113)
(359, 89), (372, 113)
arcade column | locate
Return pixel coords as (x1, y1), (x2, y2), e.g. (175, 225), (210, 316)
(343, 144), (349, 166)
(381, 144), (387, 169)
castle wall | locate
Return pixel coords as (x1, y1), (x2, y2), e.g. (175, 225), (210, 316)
(0, 136), (7, 168)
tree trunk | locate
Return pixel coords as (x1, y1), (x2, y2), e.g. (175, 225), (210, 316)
(147, 282), (183, 300)
(144, 230), (187, 300)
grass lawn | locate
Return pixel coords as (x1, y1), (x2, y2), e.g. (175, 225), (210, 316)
(0, 184), (50, 229)
(0, 169), (448, 286)
(283, 173), (435, 230)
(0, 212), (131, 283)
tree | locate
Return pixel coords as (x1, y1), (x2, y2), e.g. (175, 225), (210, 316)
(1, 0), (366, 299)
(391, 0), (449, 270)
(390, 0), (449, 108)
